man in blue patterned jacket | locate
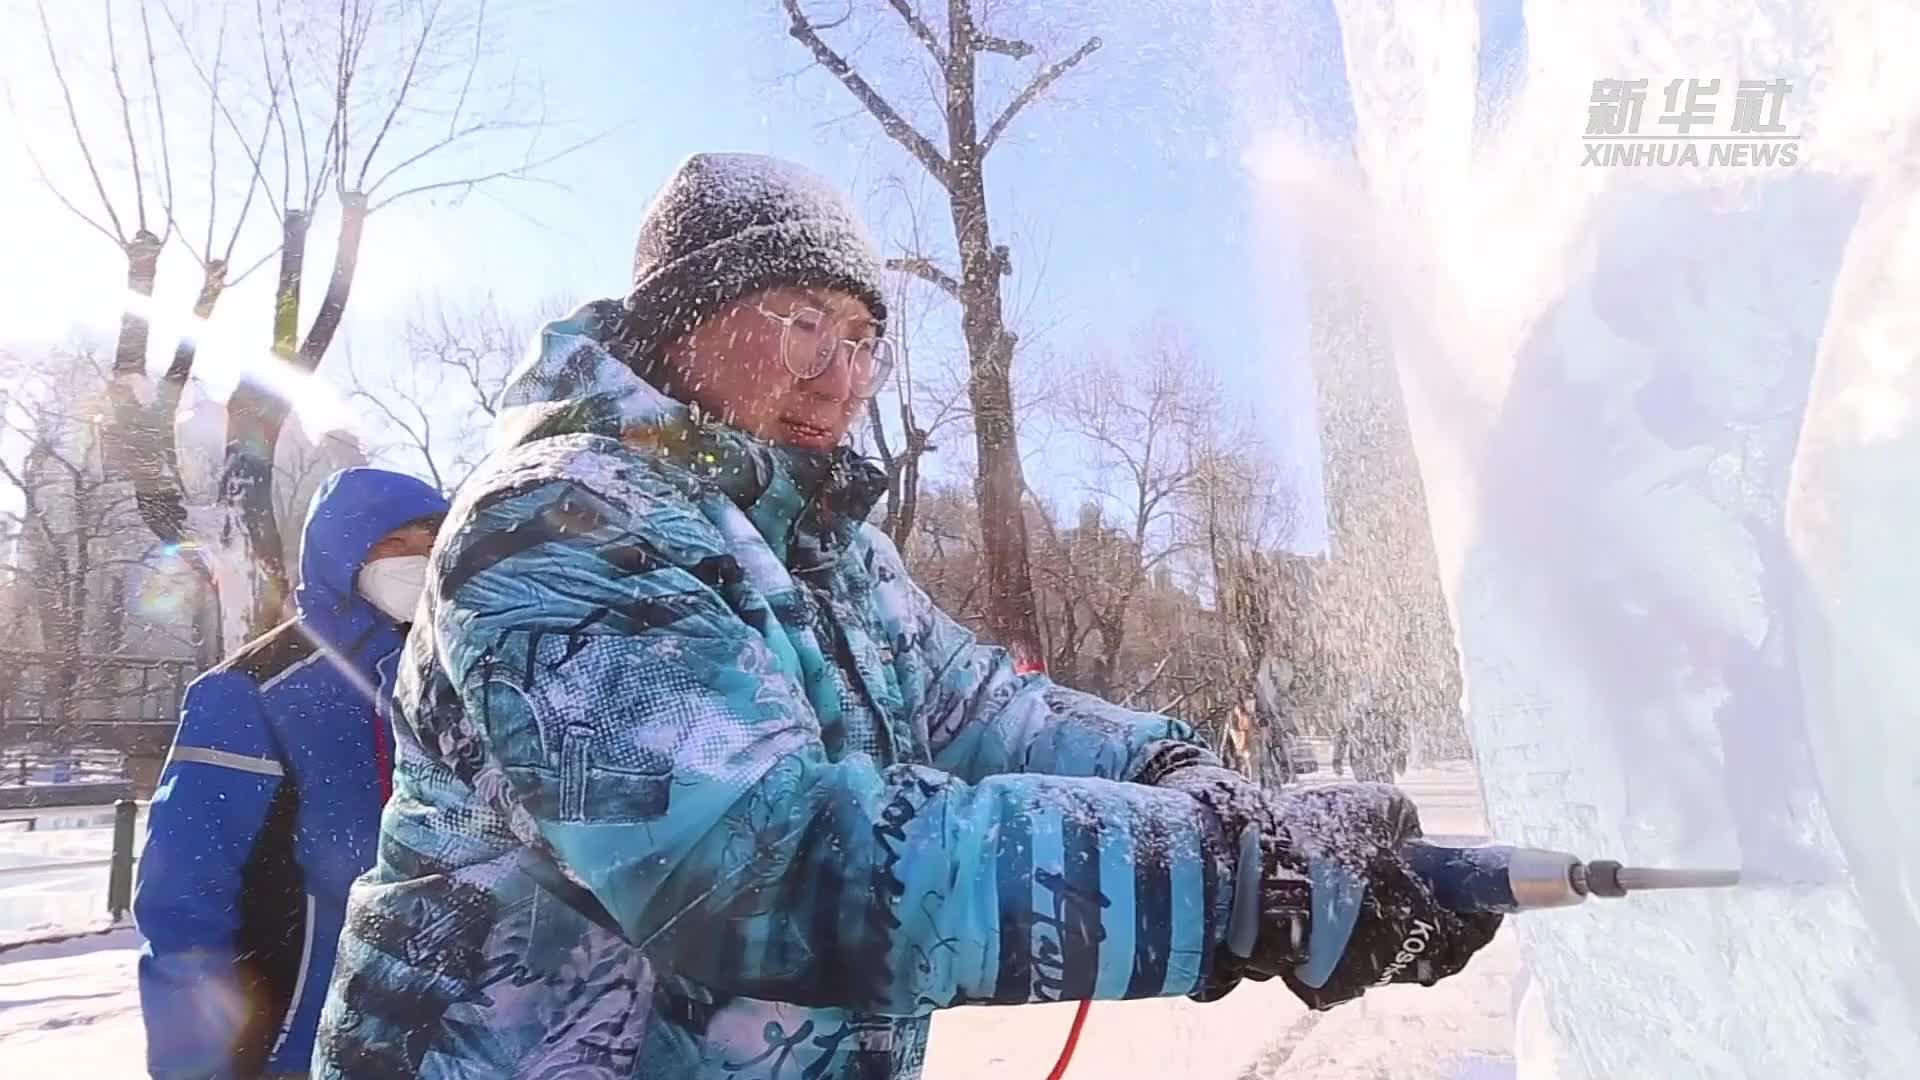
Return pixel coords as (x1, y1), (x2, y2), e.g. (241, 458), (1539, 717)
(313, 153), (1500, 1079)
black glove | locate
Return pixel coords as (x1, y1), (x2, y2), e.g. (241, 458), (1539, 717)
(1137, 743), (1502, 1010)
(1265, 783), (1503, 1010)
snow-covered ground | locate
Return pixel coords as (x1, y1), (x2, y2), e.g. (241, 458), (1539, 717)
(0, 928), (145, 1074)
(0, 764), (1521, 1078)
(0, 804), (148, 940)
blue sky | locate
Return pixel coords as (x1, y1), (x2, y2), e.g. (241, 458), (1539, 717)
(445, 0), (1320, 398)
(0, 0), (1528, 551)
(462, 0), (1373, 545)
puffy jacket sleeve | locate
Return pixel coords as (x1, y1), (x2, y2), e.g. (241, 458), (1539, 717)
(864, 529), (1212, 786)
(133, 671), (283, 1080)
(434, 467), (1238, 1013)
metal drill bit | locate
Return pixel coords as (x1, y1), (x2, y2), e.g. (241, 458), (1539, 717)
(1577, 859), (1741, 897)
(1616, 866), (1742, 891)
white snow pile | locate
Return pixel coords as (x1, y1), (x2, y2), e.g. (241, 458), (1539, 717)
(0, 928), (145, 1074)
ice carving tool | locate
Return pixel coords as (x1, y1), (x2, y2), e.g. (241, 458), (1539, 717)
(1291, 841), (1743, 989)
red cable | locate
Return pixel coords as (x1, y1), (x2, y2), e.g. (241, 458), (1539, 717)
(1046, 999), (1092, 1080)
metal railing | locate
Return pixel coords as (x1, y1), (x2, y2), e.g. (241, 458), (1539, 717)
(0, 798), (144, 923)
(108, 798), (138, 918)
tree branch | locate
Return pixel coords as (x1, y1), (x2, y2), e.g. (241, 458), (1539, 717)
(15, 131), (125, 250)
(227, 244), (282, 287)
(161, 0), (288, 224)
(1120, 647), (1181, 708)
(262, 0), (299, 212)
(367, 157), (565, 213)
(447, 0), (486, 138)
(138, 0), (178, 245)
(781, 0), (953, 189)
(973, 33), (1033, 59)
(0, 450), (69, 588)
(202, 4), (229, 255)
(865, 396), (896, 467)
(328, 0), (357, 198)
(290, 0), (342, 212)
(101, 0), (153, 236)
(361, 114), (550, 196)
(350, 372), (444, 493)
(885, 255), (961, 298)
(884, 0), (947, 66)
(35, 0), (128, 244)
(352, 0), (442, 190)
(222, 96), (282, 267)
(981, 35), (1102, 157)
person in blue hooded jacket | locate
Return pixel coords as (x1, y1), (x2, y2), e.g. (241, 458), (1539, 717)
(312, 154), (1500, 1080)
(135, 467), (448, 1079)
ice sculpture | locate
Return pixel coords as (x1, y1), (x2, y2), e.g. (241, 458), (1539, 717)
(1233, 2), (1920, 1076)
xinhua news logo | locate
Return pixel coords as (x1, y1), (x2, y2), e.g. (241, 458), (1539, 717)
(1584, 78), (1800, 168)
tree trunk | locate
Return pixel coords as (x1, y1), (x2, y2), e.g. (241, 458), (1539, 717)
(134, 260), (229, 544)
(898, 465), (921, 548)
(222, 194), (371, 636)
(222, 210), (310, 634)
(113, 231), (163, 378)
(298, 192), (368, 368)
(944, 27), (1041, 667)
(56, 481), (94, 747)
(893, 410), (925, 552)
(102, 231), (187, 542)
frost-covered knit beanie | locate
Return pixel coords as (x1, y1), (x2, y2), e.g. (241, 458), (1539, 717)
(616, 152), (889, 372)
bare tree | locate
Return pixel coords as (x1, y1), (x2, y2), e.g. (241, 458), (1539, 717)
(857, 174), (970, 552)
(20, 0), (257, 551)
(888, 347), (1311, 770)
(1151, 397), (1318, 782)
(0, 346), (219, 744)
(347, 292), (568, 494)
(1188, 440), (1311, 672)
(1026, 328), (1217, 695)
(1024, 500), (1097, 686)
(895, 478), (989, 623)
(200, 0), (590, 631)
(22, 0), (591, 640)
(780, 0), (1102, 666)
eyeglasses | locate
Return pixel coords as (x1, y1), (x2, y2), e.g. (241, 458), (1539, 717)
(754, 302), (895, 396)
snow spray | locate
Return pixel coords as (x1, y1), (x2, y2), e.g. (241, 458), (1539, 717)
(1207, 0), (1920, 1072)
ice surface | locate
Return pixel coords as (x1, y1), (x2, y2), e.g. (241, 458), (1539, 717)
(1237, 3), (1920, 1077)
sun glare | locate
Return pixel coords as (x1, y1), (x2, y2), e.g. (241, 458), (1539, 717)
(121, 290), (358, 439)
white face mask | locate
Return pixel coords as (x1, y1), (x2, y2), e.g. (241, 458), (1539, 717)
(356, 555), (429, 624)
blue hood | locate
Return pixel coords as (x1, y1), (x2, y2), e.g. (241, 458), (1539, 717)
(293, 467), (448, 643)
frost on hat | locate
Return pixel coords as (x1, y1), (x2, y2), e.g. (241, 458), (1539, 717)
(616, 153), (889, 370)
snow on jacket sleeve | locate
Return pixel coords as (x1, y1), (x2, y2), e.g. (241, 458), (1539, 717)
(862, 528), (1212, 786)
(133, 670), (284, 1080)
(435, 469), (1238, 1014)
